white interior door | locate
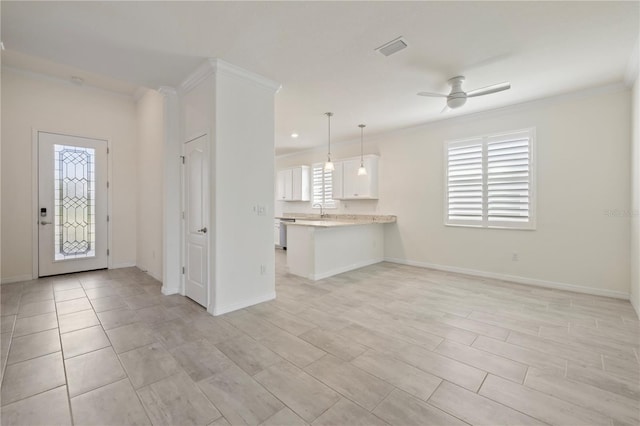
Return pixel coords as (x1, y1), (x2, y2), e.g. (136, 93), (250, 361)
(184, 135), (209, 306)
(38, 132), (108, 276)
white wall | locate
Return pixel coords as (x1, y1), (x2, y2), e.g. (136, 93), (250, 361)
(136, 89), (164, 280)
(178, 60), (279, 315)
(160, 88), (181, 293)
(213, 67), (278, 314)
(631, 74), (640, 315)
(277, 87), (631, 298)
(1, 68), (138, 281)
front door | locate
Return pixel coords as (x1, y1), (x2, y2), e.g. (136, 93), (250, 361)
(184, 135), (208, 307)
(38, 132), (108, 276)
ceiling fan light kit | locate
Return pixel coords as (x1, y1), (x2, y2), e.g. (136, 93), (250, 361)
(418, 75), (511, 111)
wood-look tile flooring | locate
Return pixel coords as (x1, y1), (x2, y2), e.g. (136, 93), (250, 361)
(1, 250), (639, 425)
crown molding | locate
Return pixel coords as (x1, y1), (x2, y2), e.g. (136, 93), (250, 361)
(213, 59), (281, 93)
(178, 60), (216, 94)
(1, 65), (138, 99)
(133, 86), (149, 101)
(178, 58), (281, 94)
(158, 85), (178, 96)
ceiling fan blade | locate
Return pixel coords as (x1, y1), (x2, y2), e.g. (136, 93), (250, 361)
(441, 104), (450, 114)
(466, 82), (511, 98)
(417, 91), (447, 98)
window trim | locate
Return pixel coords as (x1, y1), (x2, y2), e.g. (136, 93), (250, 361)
(443, 128), (536, 230)
(311, 162), (337, 209)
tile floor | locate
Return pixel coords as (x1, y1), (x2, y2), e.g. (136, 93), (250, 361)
(1, 250), (639, 425)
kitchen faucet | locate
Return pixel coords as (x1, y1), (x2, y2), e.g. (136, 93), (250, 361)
(312, 203), (325, 218)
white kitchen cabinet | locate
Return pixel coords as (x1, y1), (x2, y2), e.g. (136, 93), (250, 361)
(277, 169), (293, 200)
(274, 219), (281, 246)
(277, 166), (310, 201)
(332, 155), (379, 200)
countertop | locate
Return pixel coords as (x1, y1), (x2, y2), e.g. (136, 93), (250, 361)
(278, 214), (396, 228)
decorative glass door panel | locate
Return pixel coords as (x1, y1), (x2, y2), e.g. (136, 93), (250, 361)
(38, 133), (108, 276)
(54, 145), (96, 260)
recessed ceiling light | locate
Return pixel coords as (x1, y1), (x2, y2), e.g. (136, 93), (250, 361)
(291, 133), (299, 138)
(375, 36), (408, 57)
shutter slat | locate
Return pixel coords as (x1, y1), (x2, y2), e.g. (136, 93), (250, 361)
(448, 134), (531, 227)
(487, 137), (530, 223)
(447, 141), (483, 222)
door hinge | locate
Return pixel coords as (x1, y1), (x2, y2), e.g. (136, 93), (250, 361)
(107, 181), (110, 189)
(107, 147), (110, 154)
(182, 267), (185, 274)
(107, 215), (110, 222)
(180, 156), (185, 164)
(107, 249), (110, 256)
(182, 211), (185, 220)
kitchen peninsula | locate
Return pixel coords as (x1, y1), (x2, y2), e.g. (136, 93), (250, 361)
(282, 214), (397, 280)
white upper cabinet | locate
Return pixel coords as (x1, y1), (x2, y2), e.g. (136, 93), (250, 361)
(277, 166), (310, 201)
(277, 169), (292, 200)
(333, 155), (379, 200)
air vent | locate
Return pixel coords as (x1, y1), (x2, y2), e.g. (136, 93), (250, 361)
(375, 37), (408, 57)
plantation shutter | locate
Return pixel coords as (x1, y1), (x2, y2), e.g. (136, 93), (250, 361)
(487, 132), (531, 226)
(312, 164), (335, 208)
(447, 140), (484, 224)
(445, 129), (534, 229)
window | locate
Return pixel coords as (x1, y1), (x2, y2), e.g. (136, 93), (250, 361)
(445, 128), (535, 229)
(312, 163), (336, 208)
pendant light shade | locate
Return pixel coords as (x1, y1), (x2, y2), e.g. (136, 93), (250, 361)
(357, 124), (367, 176)
(324, 112), (335, 171)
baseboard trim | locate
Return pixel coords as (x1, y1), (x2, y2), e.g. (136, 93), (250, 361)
(110, 262), (137, 269)
(145, 269), (163, 283)
(212, 291), (276, 316)
(384, 257), (630, 300)
(313, 258), (384, 281)
(1, 274), (33, 285)
(631, 295), (640, 319)
(161, 285), (180, 296)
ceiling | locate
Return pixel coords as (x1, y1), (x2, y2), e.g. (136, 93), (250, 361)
(2, 1), (638, 155)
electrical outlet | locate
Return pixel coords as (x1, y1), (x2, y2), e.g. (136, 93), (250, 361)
(257, 205), (266, 216)
(512, 253), (519, 262)
(260, 264), (267, 275)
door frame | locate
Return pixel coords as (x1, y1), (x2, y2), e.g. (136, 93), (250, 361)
(180, 131), (211, 308)
(31, 129), (113, 279)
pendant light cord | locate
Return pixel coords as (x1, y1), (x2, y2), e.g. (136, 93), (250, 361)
(359, 124), (366, 166)
(325, 112), (333, 160)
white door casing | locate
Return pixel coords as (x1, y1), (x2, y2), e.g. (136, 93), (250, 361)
(183, 135), (209, 307)
(38, 132), (108, 276)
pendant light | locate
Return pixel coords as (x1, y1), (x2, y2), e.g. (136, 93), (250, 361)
(357, 124), (367, 176)
(324, 112), (335, 171)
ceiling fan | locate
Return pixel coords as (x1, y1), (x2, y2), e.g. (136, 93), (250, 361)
(417, 76), (510, 110)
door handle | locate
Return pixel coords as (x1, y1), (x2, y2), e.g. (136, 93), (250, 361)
(197, 227), (207, 234)
(40, 221), (52, 225)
